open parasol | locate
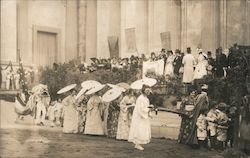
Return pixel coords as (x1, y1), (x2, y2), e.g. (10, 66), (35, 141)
(130, 77), (157, 90)
(85, 84), (106, 95)
(57, 84), (77, 94)
(116, 82), (130, 90)
(81, 80), (101, 88)
(107, 84), (126, 92)
(102, 88), (122, 102)
(76, 88), (88, 99)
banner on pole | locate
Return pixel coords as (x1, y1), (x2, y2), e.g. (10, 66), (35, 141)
(108, 36), (119, 58)
(125, 28), (137, 53)
(160, 32), (171, 50)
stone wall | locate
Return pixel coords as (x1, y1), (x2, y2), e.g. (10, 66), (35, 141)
(1, 0), (17, 62)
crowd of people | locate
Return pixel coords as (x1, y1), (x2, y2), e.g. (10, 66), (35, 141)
(14, 44), (250, 154)
(0, 62), (35, 90)
(63, 46), (232, 84)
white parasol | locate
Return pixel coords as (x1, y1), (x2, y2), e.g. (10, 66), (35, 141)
(81, 80), (101, 88)
(102, 88), (122, 102)
(107, 84), (126, 92)
(76, 87), (88, 99)
(85, 84), (106, 95)
(130, 77), (157, 90)
(57, 84), (77, 94)
(116, 82), (130, 90)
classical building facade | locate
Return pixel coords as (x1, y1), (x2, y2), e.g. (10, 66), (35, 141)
(1, 0), (250, 66)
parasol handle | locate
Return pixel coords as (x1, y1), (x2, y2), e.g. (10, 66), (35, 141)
(148, 106), (158, 115)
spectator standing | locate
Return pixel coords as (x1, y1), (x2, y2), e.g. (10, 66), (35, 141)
(182, 47), (196, 93)
(173, 49), (183, 77)
(214, 47), (227, 78)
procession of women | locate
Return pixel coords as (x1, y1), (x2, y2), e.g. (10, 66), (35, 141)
(18, 78), (155, 151)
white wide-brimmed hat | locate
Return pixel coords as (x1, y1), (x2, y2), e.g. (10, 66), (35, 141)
(102, 88), (122, 102)
(130, 77), (157, 90)
(57, 84), (77, 94)
(85, 84), (106, 95)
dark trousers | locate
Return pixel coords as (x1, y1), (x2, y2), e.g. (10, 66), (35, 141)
(216, 140), (226, 151)
(209, 135), (216, 149)
(198, 139), (208, 148)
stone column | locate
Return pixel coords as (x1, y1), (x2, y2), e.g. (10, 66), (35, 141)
(1, 0), (17, 62)
(244, 0), (250, 45)
(219, 0), (227, 48)
(85, 0), (97, 63)
(181, 0), (187, 52)
(201, 0), (220, 53)
(120, 0), (148, 57)
(65, 0), (78, 62)
(147, 0), (155, 52)
(77, 0), (87, 62)
(96, 0), (121, 59)
(17, 0), (28, 63)
(166, 0), (181, 51)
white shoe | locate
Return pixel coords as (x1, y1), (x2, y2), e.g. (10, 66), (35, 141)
(135, 145), (144, 151)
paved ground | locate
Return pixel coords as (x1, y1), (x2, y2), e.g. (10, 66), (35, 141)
(0, 100), (222, 158)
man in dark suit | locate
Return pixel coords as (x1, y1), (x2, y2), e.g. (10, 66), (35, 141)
(173, 49), (183, 76)
(214, 47), (228, 78)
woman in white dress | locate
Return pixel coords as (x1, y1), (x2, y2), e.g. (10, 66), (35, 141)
(164, 50), (175, 77)
(193, 52), (208, 80)
(62, 89), (79, 133)
(182, 47), (196, 83)
(128, 86), (154, 150)
(84, 92), (104, 135)
(116, 90), (136, 140)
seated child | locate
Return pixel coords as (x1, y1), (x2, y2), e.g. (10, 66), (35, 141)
(206, 101), (218, 149)
(196, 109), (208, 148)
(215, 103), (229, 150)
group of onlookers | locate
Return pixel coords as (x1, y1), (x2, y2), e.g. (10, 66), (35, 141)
(73, 46), (230, 84)
(0, 63), (35, 90)
(178, 85), (236, 151)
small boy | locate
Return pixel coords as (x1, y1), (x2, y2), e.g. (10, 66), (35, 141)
(215, 103), (229, 150)
(54, 98), (64, 126)
(206, 101), (218, 149)
(196, 109), (208, 148)
(47, 102), (56, 127)
(35, 96), (47, 126)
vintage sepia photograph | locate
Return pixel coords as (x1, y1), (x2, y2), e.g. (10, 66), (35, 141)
(0, 0), (250, 157)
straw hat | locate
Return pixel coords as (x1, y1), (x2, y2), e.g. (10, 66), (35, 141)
(57, 84), (77, 94)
